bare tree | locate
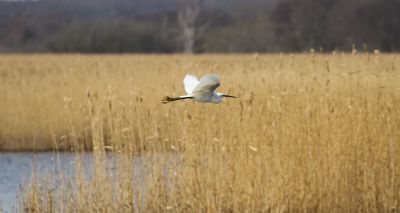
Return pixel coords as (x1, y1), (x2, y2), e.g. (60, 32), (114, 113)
(178, 0), (201, 54)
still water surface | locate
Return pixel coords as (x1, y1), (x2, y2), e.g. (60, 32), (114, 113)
(0, 152), (177, 212)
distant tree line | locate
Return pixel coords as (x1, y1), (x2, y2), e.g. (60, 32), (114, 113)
(0, 0), (399, 53)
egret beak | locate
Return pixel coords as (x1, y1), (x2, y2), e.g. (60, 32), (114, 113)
(222, 94), (237, 98)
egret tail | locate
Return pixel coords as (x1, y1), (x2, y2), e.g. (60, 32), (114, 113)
(162, 95), (193, 104)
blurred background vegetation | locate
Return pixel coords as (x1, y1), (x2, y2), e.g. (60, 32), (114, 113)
(0, 0), (399, 53)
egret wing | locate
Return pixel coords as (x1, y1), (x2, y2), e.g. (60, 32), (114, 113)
(183, 74), (199, 94)
(192, 74), (221, 94)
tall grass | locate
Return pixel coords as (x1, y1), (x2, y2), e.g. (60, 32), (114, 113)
(1, 54), (399, 212)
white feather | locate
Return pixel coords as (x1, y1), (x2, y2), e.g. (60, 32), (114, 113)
(183, 74), (199, 94)
(192, 73), (221, 94)
(162, 73), (235, 104)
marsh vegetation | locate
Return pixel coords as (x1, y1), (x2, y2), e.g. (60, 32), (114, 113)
(0, 54), (399, 212)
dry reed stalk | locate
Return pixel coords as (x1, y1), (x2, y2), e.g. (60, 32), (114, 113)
(0, 54), (398, 212)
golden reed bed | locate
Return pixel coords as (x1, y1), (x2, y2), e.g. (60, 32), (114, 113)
(1, 54), (400, 212)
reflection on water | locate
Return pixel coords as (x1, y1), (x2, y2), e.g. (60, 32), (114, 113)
(0, 152), (178, 212)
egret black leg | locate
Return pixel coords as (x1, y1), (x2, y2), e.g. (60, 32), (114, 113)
(161, 96), (193, 104)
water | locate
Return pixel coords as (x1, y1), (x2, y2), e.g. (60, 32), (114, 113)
(0, 152), (178, 213)
(0, 153), (84, 212)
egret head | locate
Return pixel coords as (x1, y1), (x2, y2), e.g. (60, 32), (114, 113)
(216, 92), (237, 103)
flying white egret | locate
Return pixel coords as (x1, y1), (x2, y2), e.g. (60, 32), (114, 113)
(162, 73), (236, 104)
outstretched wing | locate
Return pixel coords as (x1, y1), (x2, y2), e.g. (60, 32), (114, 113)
(183, 74), (199, 94)
(192, 73), (220, 94)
